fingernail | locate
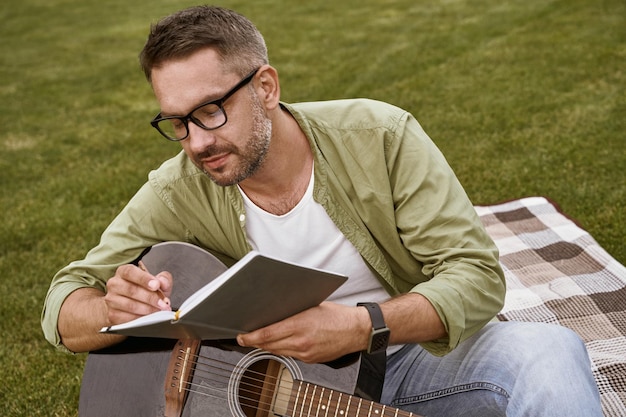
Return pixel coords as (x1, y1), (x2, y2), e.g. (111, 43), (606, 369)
(148, 280), (159, 290)
(158, 299), (170, 309)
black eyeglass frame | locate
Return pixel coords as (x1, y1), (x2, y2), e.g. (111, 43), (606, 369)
(150, 67), (260, 141)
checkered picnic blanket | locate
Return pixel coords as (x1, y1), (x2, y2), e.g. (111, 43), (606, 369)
(475, 196), (626, 416)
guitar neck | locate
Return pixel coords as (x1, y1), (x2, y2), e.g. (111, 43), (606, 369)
(288, 379), (417, 417)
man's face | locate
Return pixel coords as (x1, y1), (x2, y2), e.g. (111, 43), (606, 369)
(151, 48), (271, 186)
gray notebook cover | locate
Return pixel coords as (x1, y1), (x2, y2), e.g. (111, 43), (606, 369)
(102, 242), (348, 340)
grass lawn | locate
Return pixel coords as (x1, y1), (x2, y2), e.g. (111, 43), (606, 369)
(1, 0), (623, 415)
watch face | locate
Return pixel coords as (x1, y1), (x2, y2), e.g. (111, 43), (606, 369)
(370, 328), (391, 354)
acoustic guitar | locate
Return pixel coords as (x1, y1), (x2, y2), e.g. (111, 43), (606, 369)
(78, 242), (421, 416)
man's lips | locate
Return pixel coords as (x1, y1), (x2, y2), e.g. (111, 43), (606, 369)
(201, 153), (230, 170)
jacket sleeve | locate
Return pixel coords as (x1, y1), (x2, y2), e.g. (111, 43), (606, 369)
(388, 112), (506, 355)
(41, 179), (190, 352)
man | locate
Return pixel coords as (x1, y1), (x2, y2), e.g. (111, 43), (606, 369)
(42, 5), (602, 416)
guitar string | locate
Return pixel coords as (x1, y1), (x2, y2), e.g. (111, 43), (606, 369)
(177, 378), (410, 417)
(178, 380), (291, 414)
(175, 348), (392, 415)
(192, 352), (297, 409)
(175, 362), (294, 415)
(173, 349), (285, 394)
(178, 376), (348, 417)
(168, 348), (413, 417)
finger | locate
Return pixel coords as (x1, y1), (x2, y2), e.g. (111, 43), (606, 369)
(154, 271), (173, 295)
(138, 261), (164, 291)
(238, 331), (323, 363)
(137, 262), (172, 308)
(237, 320), (296, 348)
(103, 291), (161, 324)
(108, 265), (171, 312)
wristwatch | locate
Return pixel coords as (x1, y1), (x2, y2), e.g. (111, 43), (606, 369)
(357, 302), (391, 354)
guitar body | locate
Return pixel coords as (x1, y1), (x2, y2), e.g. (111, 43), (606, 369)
(79, 338), (381, 416)
(78, 242), (392, 416)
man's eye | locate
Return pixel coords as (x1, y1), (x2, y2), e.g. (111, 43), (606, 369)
(197, 104), (222, 118)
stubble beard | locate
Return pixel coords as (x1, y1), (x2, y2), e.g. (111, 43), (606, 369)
(200, 96), (272, 187)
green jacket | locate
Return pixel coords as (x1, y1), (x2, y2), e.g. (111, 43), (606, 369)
(42, 99), (505, 355)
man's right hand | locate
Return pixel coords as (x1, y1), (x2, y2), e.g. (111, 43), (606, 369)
(57, 264), (173, 353)
(104, 263), (173, 325)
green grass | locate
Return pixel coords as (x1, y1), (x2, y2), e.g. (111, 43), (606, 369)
(1, 0), (624, 415)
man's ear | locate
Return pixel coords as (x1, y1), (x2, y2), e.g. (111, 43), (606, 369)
(255, 65), (280, 110)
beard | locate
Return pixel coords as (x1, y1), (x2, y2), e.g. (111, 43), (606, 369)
(197, 93), (272, 187)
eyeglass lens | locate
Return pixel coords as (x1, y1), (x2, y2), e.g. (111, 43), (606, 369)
(156, 104), (226, 140)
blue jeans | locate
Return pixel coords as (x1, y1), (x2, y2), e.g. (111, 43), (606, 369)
(382, 322), (603, 417)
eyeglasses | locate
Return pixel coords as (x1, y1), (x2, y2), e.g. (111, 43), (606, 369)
(150, 67), (260, 141)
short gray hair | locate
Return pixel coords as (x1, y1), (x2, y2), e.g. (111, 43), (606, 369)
(139, 5), (268, 81)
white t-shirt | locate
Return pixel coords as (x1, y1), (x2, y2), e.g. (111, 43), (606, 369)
(238, 168), (390, 307)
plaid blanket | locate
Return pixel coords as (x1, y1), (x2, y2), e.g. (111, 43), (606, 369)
(475, 196), (626, 416)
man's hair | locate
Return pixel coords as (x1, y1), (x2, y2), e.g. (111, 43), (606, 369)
(139, 5), (269, 81)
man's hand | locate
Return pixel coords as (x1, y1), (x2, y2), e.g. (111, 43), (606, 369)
(103, 263), (173, 325)
(58, 264), (173, 353)
(236, 293), (447, 364)
(236, 302), (371, 364)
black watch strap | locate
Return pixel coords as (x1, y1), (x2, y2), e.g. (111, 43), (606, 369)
(357, 302), (390, 354)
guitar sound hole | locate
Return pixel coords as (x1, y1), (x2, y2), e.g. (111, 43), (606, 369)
(239, 358), (292, 417)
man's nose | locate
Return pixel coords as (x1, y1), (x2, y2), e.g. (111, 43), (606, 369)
(186, 122), (217, 151)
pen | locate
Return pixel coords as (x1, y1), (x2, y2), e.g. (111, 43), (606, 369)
(138, 260), (170, 306)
